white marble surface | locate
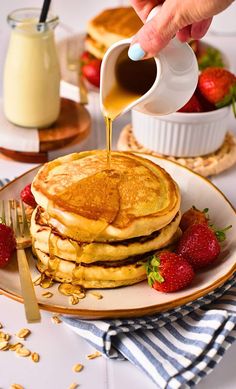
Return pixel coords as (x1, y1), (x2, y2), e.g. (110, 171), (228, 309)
(0, 2), (236, 389)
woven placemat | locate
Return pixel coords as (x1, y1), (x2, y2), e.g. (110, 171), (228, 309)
(117, 124), (236, 177)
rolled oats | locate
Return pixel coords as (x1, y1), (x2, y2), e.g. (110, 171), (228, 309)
(51, 315), (62, 324)
(9, 343), (23, 351)
(72, 363), (84, 373)
(31, 352), (40, 363)
(0, 340), (9, 351)
(68, 383), (78, 389)
(10, 384), (24, 389)
(89, 291), (103, 300)
(0, 331), (11, 341)
(42, 291), (53, 298)
(86, 351), (102, 360)
(16, 347), (31, 357)
(16, 328), (31, 339)
(58, 283), (84, 297)
(40, 276), (54, 289)
(33, 275), (42, 286)
(69, 295), (80, 305)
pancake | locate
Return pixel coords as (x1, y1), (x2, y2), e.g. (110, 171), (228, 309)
(35, 247), (147, 289)
(85, 35), (106, 59)
(31, 206), (181, 264)
(86, 7), (143, 56)
(32, 151), (181, 242)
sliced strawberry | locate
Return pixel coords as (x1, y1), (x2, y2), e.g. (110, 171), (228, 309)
(20, 183), (37, 208)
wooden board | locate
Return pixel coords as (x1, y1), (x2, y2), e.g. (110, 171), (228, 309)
(0, 98), (91, 163)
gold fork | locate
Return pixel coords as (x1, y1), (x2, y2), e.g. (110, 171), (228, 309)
(2, 200), (41, 323)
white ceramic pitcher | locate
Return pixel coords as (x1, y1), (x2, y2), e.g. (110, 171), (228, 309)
(100, 6), (198, 117)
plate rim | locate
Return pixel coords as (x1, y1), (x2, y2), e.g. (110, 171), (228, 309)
(0, 154), (235, 318)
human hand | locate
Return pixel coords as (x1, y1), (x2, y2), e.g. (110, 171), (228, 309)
(128, 0), (234, 60)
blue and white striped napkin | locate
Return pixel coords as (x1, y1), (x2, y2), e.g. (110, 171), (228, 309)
(63, 276), (236, 389)
(0, 178), (10, 188)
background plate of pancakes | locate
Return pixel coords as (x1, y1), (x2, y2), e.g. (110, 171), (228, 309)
(57, 7), (143, 89)
(0, 154), (235, 319)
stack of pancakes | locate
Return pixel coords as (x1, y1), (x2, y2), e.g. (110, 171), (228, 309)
(31, 151), (181, 289)
(85, 7), (143, 59)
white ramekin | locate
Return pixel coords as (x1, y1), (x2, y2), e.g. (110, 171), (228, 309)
(131, 107), (231, 157)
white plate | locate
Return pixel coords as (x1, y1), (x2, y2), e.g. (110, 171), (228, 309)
(0, 155), (235, 318)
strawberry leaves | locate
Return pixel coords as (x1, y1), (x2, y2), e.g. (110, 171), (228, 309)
(145, 255), (164, 287)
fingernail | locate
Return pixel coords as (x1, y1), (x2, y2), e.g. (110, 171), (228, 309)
(128, 43), (146, 61)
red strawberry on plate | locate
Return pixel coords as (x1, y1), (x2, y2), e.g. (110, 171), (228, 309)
(180, 206), (209, 232)
(176, 223), (231, 269)
(146, 252), (195, 293)
(178, 92), (204, 113)
(81, 58), (101, 88)
(20, 183), (37, 208)
(0, 222), (16, 268)
(198, 67), (236, 116)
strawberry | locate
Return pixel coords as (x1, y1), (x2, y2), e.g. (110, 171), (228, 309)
(80, 50), (94, 66)
(20, 183), (37, 208)
(180, 206), (209, 232)
(0, 223), (16, 268)
(145, 252), (194, 293)
(176, 223), (228, 269)
(81, 58), (101, 88)
(198, 67), (236, 116)
(178, 92), (204, 113)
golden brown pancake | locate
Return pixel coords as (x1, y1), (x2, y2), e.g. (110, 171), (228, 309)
(32, 151), (181, 242)
(86, 7), (143, 53)
(31, 206), (181, 264)
(35, 247), (147, 289)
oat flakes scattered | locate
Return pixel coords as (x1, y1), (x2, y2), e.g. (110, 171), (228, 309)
(9, 343), (23, 351)
(69, 295), (80, 305)
(16, 328), (31, 339)
(40, 276), (54, 289)
(51, 315), (62, 324)
(89, 291), (103, 300)
(0, 331), (11, 341)
(31, 352), (40, 363)
(16, 346), (31, 357)
(10, 384), (24, 389)
(73, 363), (84, 373)
(86, 351), (102, 360)
(42, 291), (53, 298)
(0, 340), (9, 350)
(33, 275), (42, 286)
(58, 283), (84, 297)
(68, 383), (78, 389)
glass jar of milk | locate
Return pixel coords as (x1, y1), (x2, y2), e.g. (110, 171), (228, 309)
(3, 8), (60, 128)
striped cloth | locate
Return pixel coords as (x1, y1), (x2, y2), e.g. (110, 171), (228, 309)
(0, 178), (10, 187)
(63, 276), (236, 389)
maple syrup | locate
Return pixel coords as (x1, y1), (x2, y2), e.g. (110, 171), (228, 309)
(102, 49), (156, 167)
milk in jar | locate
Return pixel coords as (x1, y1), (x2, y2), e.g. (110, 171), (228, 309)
(3, 8), (60, 128)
